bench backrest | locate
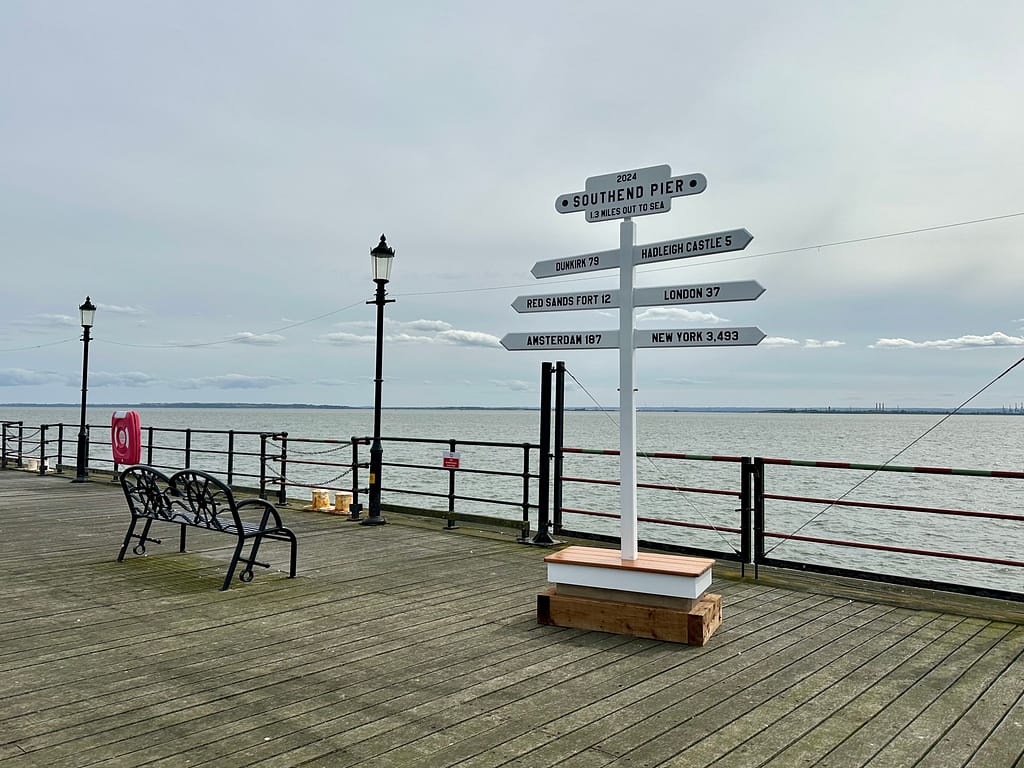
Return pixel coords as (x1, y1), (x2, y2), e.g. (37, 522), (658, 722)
(168, 469), (242, 531)
(120, 465), (176, 520)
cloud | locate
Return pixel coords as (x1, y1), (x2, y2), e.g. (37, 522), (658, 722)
(319, 332), (374, 346)
(96, 303), (146, 315)
(15, 314), (78, 333)
(319, 319), (500, 348)
(0, 368), (66, 386)
(871, 331), (1024, 349)
(400, 319), (453, 332)
(89, 371), (160, 388)
(490, 379), (532, 392)
(636, 308), (726, 324)
(762, 337), (845, 348)
(174, 374), (294, 390)
(435, 330), (502, 348)
(655, 376), (710, 386)
(228, 332), (286, 346)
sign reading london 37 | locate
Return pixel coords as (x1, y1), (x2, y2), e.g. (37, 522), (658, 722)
(554, 164), (707, 223)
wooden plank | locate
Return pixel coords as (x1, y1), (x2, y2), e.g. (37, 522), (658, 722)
(544, 544), (713, 577)
(1, 469), (1022, 768)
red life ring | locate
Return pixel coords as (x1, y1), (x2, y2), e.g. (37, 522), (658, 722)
(111, 410), (142, 465)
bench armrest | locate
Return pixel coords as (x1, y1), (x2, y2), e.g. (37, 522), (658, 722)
(236, 498), (285, 530)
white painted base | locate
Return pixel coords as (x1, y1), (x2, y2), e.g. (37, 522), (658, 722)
(544, 547), (714, 600)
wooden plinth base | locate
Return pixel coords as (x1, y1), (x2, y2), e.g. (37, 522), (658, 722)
(537, 587), (722, 646)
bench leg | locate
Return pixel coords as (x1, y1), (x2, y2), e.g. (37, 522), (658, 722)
(179, 524), (187, 552)
(117, 517), (141, 561)
(118, 518), (158, 560)
(284, 530), (297, 578)
(222, 537), (247, 591)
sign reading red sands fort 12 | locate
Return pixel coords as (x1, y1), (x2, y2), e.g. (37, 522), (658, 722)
(554, 164), (707, 223)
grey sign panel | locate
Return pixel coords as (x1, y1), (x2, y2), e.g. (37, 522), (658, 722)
(530, 248), (620, 279)
(512, 289), (619, 313)
(634, 326), (766, 348)
(501, 330), (620, 350)
(633, 280), (764, 308)
(633, 228), (754, 266)
(554, 165), (707, 223)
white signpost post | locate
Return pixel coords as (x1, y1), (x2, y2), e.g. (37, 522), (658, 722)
(510, 164), (765, 643)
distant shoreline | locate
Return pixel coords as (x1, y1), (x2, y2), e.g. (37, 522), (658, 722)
(2, 402), (1022, 416)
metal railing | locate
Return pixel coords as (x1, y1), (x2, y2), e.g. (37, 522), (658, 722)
(552, 445), (1023, 601)
(5, 416), (1021, 601)
(2, 421), (545, 540)
(271, 433), (543, 538)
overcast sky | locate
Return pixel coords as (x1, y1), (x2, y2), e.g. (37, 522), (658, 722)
(2, 1), (1024, 410)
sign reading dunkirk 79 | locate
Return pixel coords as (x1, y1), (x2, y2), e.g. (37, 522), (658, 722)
(554, 164), (707, 223)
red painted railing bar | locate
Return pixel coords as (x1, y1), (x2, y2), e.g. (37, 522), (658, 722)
(764, 492), (1024, 522)
(763, 530), (1024, 568)
(560, 506), (742, 535)
(760, 456), (1024, 479)
(562, 475), (740, 497)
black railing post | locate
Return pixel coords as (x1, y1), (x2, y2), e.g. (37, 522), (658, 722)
(517, 443), (532, 542)
(184, 429), (192, 469)
(146, 426), (154, 466)
(446, 438), (458, 529)
(57, 423), (64, 473)
(259, 433), (268, 500)
(278, 431), (288, 506)
(348, 437), (363, 521)
(530, 361), (557, 545)
(39, 425), (48, 475)
(553, 361), (565, 534)
(17, 424), (24, 468)
(740, 457), (754, 575)
(226, 430), (236, 485)
(1, 422), (7, 469)
(753, 457), (766, 578)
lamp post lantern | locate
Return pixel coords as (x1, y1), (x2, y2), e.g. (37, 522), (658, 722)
(362, 235), (395, 526)
(73, 296), (96, 483)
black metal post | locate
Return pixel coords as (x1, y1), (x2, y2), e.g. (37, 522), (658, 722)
(529, 362), (557, 545)
(348, 436), (363, 521)
(740, 457), (753, 576)
(753, 457), (766, 578)
(362, 277), (392, 526)
(553, 361), (565, 534)
(446, 438), (458, 529)
(73, 322), (92, 483)
(277, 431), (288, 506)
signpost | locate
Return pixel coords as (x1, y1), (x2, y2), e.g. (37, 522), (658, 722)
(530, 228), (752, 279)
(554, 164), (708, 223)
(633, 228), (753, 265)
(512, 280), (764, 313)
(512, 289), (619, 314)
(633, 280), (763, 307)
(507, 163), (766, 563)
(634, 326), (765, 348)
(530, 248), (619, 279)
(500, 331), (619, 351)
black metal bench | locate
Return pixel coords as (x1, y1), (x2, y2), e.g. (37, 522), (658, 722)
(118, 465), (297, 590)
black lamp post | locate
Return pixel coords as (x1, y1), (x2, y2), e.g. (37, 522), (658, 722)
(362, 235), (395, 526)
(72, 296), (96, 483)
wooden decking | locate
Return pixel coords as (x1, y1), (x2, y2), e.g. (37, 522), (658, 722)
(1, 469), (1023, 768)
